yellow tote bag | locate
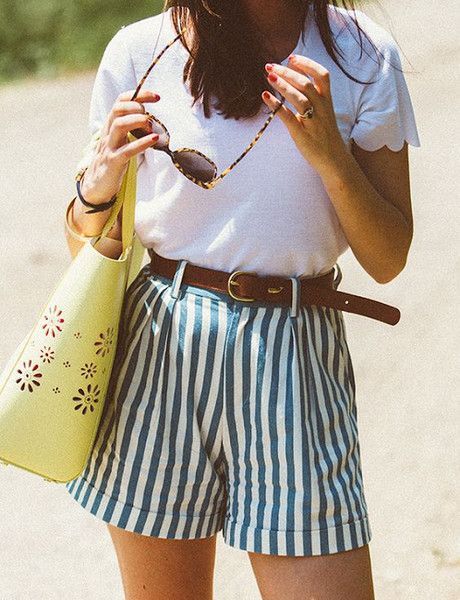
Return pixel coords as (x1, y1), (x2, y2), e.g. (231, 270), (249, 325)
(0, 143), (145, 484)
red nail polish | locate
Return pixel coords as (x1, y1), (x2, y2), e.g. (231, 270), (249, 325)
(268, 72), (278, 82)
(262, 91), (270, 100)
(265, 63), (274, 71)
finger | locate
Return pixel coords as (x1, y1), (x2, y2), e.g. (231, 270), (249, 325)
(108, 101), (155, 129)
(261, 91), (299, 134)
(287, 54), (331, 96)
(266, 72), (314, 117)
(100, 89), (160, 137)
(117, 89), (160, 103)
(108, 112), (154, 149)
(111, 132), (160, 162)
(112, 99), (159, 119)
(265, 63), (320, 104)
(103, 91), (160, 137)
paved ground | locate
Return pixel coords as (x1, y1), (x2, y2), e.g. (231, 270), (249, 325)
(0, 1), (458, 598)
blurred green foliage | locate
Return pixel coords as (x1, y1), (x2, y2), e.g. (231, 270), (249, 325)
(0, 0), (165, 84)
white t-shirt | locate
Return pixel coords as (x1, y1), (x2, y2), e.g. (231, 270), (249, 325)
(76, 5), (420, 277)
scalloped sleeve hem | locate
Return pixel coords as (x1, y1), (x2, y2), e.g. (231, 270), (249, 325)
(348, 21), (421, 153)
(350, 122), (421, 152)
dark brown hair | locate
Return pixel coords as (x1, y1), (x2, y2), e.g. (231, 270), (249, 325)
(163, 0), (384, 120)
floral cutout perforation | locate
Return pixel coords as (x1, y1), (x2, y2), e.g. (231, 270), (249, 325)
(41, 305), (64, 338)
(15, 360), (43, 393)
(94, 327), (114, 358)
(80, 362), (98, 379)
(73, 384), (101, 415)
(12, 297), (118, 420)
(39, 346), (55, 363)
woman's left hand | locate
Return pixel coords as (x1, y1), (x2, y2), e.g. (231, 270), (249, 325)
(262, 55), (349, 177)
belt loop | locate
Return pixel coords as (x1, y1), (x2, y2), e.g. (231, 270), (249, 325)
(289, 276), (301, 317)
(333, 263), (343, 290)
(170, 259), (188, 299)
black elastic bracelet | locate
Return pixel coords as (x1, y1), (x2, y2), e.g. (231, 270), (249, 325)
(76, 172), (118, 214)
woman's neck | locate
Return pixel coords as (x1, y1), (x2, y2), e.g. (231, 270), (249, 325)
(240, 0), (307, 59)
(241, 0), (305, 38)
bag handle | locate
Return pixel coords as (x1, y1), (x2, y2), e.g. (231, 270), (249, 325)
(93, 131), (139, 256)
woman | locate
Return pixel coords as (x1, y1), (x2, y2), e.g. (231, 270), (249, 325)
(64, 1), (420, 598)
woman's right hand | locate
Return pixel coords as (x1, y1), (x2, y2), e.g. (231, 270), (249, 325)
(80, 89), (161, 204)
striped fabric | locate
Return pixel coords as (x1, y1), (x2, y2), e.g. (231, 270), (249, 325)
(65, 259), (372, 557)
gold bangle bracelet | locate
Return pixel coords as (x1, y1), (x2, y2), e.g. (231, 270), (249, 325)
(65, 196), (103, 241)
(65, 196), (123, 259)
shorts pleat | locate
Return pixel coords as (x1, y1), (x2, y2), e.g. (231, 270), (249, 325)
(66, 263), (372, 556)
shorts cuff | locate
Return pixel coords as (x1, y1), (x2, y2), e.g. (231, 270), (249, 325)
(222, 514), (372, 556)
(65, 476), (225, 540)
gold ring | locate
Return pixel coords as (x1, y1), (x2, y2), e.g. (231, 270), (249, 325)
(299, 105), (314, 119)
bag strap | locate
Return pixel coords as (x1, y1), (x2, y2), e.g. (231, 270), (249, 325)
(94, 131), (139, 255)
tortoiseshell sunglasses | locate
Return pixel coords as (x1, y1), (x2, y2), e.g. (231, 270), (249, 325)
(129, 26), (285, 190)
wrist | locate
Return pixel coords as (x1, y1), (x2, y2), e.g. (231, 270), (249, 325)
(80, 177), (114, 208)
(76, 168), (117, 208)
(316, 143), (355, 189)
(79, 177), (104, 206)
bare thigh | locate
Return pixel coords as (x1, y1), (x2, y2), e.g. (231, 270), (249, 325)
(107, 524), (217, 600)
(248, 543), (375, 600)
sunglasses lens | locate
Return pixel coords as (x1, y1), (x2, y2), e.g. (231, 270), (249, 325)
(173, 151), (216, 183)
(149, 119), (169, 147)
(130, 118), (169, 148)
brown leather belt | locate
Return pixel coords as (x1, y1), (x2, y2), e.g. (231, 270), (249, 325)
(147, 249), (400, 325)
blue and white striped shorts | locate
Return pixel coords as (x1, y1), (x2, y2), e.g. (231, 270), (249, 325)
(65, 257), (372, 557)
